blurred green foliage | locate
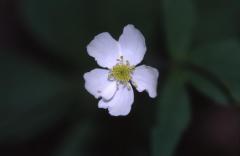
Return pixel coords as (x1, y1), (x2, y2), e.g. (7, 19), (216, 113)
(152, 71), (190, 156)
(188, 70), (229, 104)
(0, 51), (70, 142)
(162, 0), (195, 60)
(194, 0), (240, 44)
(190, 39), (240, 103)
(0, 0), (239, 155)
(21, 0), (156, 65)
(52, 122), (96, 156)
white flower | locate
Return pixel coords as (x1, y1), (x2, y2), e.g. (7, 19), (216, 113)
(83, 24), (159, 116)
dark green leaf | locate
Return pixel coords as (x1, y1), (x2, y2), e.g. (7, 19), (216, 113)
(190, 39), (240, 102)
(0, 51), (70, 142)
(152, 72), (190, 156)
(188, 70), (228, 104)
(162, 0), (196, 60)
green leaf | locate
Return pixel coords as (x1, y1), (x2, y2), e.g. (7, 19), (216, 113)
(190, 39), (240, 102)
(162, 0), (196, 60)
(0, 51), (70, 142)
(152, 72), (190, 156)
(188, 71), (228, 104)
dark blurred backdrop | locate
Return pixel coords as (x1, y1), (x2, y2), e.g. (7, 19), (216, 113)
(1, 0), (240, 156)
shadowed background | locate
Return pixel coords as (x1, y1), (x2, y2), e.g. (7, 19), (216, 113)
(1, 0), (240, 156)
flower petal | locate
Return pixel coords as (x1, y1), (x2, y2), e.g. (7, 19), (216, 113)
(84, 68), (116, 100)
(131, 65), (159, 98)
(119, 24), (146, 65)
(87, 32), (120, 68)
(98, 85), (134, 116)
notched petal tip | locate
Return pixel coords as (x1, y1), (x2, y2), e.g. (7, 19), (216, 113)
(132, 65), (159, 98)
(98, 99), (109, 109)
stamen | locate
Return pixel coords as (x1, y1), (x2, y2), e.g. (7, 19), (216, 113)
(109, 56), (135, 85)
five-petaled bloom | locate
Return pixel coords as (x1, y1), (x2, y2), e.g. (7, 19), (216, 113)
(84, 24), (159, 116)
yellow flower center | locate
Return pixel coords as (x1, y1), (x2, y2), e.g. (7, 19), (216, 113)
(112, 64), (133, 82)
(109, 56), (134, 84)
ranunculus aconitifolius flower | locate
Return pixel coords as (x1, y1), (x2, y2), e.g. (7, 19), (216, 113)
(84, 24), (159, 116)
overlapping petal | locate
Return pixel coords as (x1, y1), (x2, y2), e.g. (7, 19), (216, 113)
(98, 85), (134, 116)
(131, 65), (159, 98)
(119, 24), (146, 65)
(84, 68), (117, 100)
(85, 25), (159, 116)
(87, 32), (120, 68)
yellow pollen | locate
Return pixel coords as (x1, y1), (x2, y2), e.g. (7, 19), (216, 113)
(109, 57), (134, 84)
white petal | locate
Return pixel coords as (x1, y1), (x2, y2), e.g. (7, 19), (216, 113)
(87, 32), (120, 68)
(131, 65), (159, 98)
(84, 68), (117, 100)
(98, 85), (134, 116)
(119, 24), (146, 65)
(98, 100), (109, 109)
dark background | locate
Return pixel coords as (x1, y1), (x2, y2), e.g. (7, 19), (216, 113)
(1, 0), (240, 156)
